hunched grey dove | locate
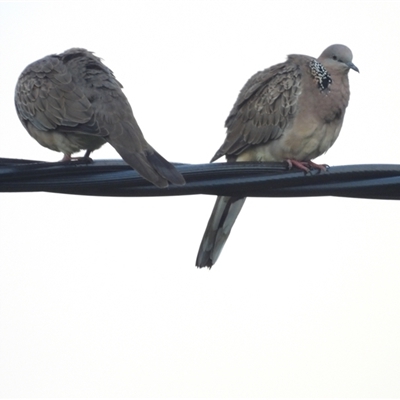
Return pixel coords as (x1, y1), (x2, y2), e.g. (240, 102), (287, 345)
(15, 48), (185, 188)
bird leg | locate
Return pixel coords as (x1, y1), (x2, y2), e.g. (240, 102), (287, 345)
(60, 153), (72, 162)
(83, 150), (92, 159)
(307, 160), (329, 171)
(286, 159), (328, 172)
(60, 151), (93, 163)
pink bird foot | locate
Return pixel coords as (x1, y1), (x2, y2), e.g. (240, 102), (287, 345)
(286, 159), (329, 172)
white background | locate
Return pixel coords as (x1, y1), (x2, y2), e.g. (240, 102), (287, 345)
(1, 0), (400, 397)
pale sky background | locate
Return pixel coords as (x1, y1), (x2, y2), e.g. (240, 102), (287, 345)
(1, 0), (400, 397)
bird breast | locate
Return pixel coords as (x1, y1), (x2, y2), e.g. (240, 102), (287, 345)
(236, 69), (350, 162)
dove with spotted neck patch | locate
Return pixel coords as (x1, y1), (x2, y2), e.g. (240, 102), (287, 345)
(196, 44), (359, 268)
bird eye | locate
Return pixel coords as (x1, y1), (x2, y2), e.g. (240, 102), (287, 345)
(333, 55), (338, 60)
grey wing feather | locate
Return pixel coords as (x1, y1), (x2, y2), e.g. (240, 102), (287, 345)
(15, 55), (97, 135)
(211, 61), (302, 161)
(76, 54), (185, 187)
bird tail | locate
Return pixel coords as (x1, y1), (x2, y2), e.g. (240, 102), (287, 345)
(104, 117), (185, 188)
(196, 195), (246, 268)
(110, 141), (185, 188)
(146, 150), (186, 186)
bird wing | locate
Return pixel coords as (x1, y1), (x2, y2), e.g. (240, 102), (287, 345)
(63, 49), (186, 187)
(15, 55), (98, 135)
(211, 60), (302, 161)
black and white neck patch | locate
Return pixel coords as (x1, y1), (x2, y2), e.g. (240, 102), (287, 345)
(309, 60), (332, 92)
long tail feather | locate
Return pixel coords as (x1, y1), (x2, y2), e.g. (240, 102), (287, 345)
(196, 196), (246, 268)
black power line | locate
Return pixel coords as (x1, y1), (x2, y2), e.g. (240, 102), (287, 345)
(1, 157), (400, 200)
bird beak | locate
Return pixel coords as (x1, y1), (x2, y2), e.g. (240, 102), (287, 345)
(348, 62), (359, 73)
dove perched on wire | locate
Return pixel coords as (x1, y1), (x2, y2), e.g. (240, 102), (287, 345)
(196, 44), (358, 268)
(15, 48), (185, 188)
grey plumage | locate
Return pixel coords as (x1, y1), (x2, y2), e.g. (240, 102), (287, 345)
(15, 48), (185, 188)
(196, 44), (358, 268)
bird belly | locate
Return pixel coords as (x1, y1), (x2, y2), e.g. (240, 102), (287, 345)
(236, 120), (342, 162)
(27, 122), (106, 155)
(281, 120), (342, 160)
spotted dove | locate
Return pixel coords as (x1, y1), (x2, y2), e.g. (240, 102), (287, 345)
(15, 48), (185, 188)
(196, 44), (359, 268)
